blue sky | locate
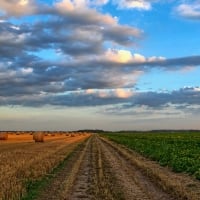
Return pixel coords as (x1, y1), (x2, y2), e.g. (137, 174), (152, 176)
(0, 0), (200, 131)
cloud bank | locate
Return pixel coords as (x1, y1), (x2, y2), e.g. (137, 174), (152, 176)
(0, 0), (200, 120)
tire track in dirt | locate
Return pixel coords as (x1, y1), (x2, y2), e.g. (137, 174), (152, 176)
(100, 136), (200, 200)
(36, 137), (91, 200)
(67, 134), (121, 200)
(65, 134), (176, 200)
(37, 134), (122, 200)
(36, 134), (200, 200)
(97, 136), (175, 200)
(66, 135), (95, 200)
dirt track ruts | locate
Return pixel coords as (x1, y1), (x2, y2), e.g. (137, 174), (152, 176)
(36, 134), (200, 200)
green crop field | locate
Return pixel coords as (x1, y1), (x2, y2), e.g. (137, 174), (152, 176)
(102, 131), (200, 180)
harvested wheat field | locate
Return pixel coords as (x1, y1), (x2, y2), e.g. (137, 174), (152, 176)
(0, 132), (81, 143)
(1, 132), (200, 200)
(0, 132), (90, 200)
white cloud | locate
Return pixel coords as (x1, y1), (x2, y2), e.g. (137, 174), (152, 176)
(55, 0), (117, 25)
(147, 56), (166, 62)
(55, 0), (109, 10)
(19, 0), (29, 6)
(132, 53), (146, 62)
(20, 68), (33, 75)
(176, 3), (200, 19)
(55, 0), (89, 11)
(0, 32), (28, 45)
(194, 87), (200, 92)
(55, 0), (75, 12)
(89, 0), (109, 6)
(57, 0), (154, 10)
(113, 0), (152, 10)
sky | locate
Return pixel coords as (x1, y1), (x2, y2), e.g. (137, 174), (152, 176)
(0, 0), (200, 131)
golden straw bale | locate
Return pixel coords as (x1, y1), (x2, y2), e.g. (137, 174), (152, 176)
(0, 133), (8, 140)
(33, 132), (44, 142)
(33, 133), (36, 140)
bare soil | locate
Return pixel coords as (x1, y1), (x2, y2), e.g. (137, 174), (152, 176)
(36, 134), (200, 200)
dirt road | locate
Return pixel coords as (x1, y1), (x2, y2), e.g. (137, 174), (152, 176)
(37, 134), (200, 200)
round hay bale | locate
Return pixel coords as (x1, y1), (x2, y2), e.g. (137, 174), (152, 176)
(0, 133), (8, 140)
(70, 134), (75, 137)
(33, 132), (44, 142)
(33, 133), (36, 140)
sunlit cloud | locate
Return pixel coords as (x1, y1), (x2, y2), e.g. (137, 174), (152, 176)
(105, 49), (133, 63)
(85, 88), (134, 98)
(0, 0), (37, 16)
(103, 49), (165, 64)
(115, 88), (134, 98)
(55, 0), (76, 12)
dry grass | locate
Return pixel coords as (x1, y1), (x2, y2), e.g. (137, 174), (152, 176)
(3, 133), (34, 143)
(0, 133), (90, 200)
